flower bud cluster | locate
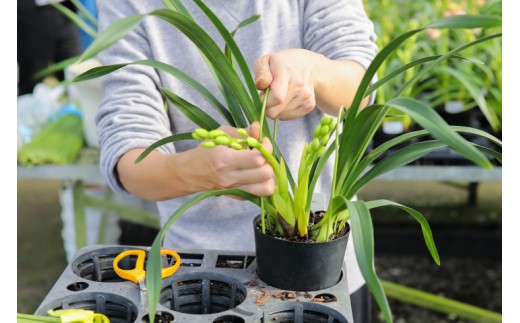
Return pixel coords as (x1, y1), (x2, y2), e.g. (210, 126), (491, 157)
(192, 128), (259, 150)
(307, 116), (336, 159)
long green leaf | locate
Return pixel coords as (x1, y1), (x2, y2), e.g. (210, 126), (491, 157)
(193, 0), (262, 113)
(343, 130), (431, 196)
(145, 189), (264, 321)
(221, 83), (248, 128)
(386, 97), (493, 169)
(73, 60), (235, 125)
(135, 133), (194, 164)
(161, 88), (220, 129)
(381, 280), (502, 322)
(70, 0), (98, 26)
(161, 0), (192, 17)
(232, 14), (261, 36)
(72, 63), (126, 81)
(344, 198), (392, 323)
(149, 10), (257, 124)
(343, 126), (501, 196)
(79, 14), (144, 62)
(450, 126), (502, 147)
(162, 1), (252, 129)
(225, 14), (261, 65)
(346, 28), (422, 123)
(364, 200), (440, 265)
(160, 0), (250, 129)
(425, 14), (501, 29)
(364, 55), (472, 98)
(33, 55), (80, 79)
(50, 2), (97, 37)
(436, 66), (501, 133)
(337, 105), (389, 193)
(474, 144), (502, 164)
(350, 141), (446, 195)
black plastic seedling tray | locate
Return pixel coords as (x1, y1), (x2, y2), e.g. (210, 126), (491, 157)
(35, 245), (353, 323)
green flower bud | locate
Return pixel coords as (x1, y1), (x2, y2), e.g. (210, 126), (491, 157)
(215, 136), (231, 145)
(192, 132), (203, 140)
(237, 128), (249, 137)
(316, 146), (326, 158)
(201, 141), (217, 148)
(319, 125), (330, 137)
(246, 137), (260, 148)
(329, 120), (337, 131)
(311, 138), (320, 151)
(209, 129), (228, 138)
(320, 134), (330, 145)
(230, 142), (244, 150)
(193, 128), (209, 140)
(313, 124), (322, 137)
(320, 116), (333, 126)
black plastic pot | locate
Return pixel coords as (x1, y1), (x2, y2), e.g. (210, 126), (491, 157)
(253, 215), (349, 291)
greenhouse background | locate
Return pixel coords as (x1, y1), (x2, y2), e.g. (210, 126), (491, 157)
(15, 0), (510, 322)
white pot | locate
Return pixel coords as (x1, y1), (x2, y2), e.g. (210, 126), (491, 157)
(382, 120), (404, 135)
(444, 100), (465, 114)
(65, 58), (104, 148)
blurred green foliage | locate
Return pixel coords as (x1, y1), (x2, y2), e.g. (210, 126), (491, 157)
(363, 0), (502, 133)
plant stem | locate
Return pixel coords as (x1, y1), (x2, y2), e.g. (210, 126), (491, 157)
(330, 106), (344, 204)
(256, 145), (281, 175)
(259, 88), (270, 140)
(259, 87), (270, 233)
(273, 119), (278, 141)
(315, 107), (345, 242)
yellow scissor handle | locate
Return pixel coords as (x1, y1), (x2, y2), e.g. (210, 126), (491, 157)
(160, 248), (182, 278)
(113, 249), (182, 284)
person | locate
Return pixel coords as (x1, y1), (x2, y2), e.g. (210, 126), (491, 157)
(17, 0), (82, 96)
(95, 1), (378, 321)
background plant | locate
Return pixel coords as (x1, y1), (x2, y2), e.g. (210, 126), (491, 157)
(72, 1), (502, 321)
(363, 0), (502, 134)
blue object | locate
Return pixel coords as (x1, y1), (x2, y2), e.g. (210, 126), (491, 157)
(52, 103), (83, 119)
(78, 0), (98, 52)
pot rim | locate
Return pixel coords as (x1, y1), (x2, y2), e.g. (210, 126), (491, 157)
(253, 214), (350, 245)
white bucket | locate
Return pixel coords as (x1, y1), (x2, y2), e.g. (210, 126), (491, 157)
(65, 58), (104, 148)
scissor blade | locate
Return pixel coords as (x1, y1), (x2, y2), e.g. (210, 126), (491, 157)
(138, 279), (147, 308)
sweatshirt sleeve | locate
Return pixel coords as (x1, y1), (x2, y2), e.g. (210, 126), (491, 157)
(94, 2), (174, 196)
(302, 0), (378, 70)
(302, 0), (379, 103)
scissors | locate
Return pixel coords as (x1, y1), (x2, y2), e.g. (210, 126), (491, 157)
(113, 249), (181, 308)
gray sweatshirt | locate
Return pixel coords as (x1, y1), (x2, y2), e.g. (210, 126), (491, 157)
(96, 0), (378, 294)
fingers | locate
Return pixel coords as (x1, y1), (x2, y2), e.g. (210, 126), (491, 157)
(226, 175), (275, 200)
(231, 163), (274, 188)
(233, 149), (270, 169)
(254, 50), (317, 121)
(218, 124), (242, 138)
(266, 79), (316, 120)
(254, 55), (273, 90)
(247, 121), (260, 139)
(206, 147), (275, 197)
(260, 137), (273, 154)
(237, 177), (276, 197)
(265, 59), (290, 119)
(199, 120), (276, 198)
